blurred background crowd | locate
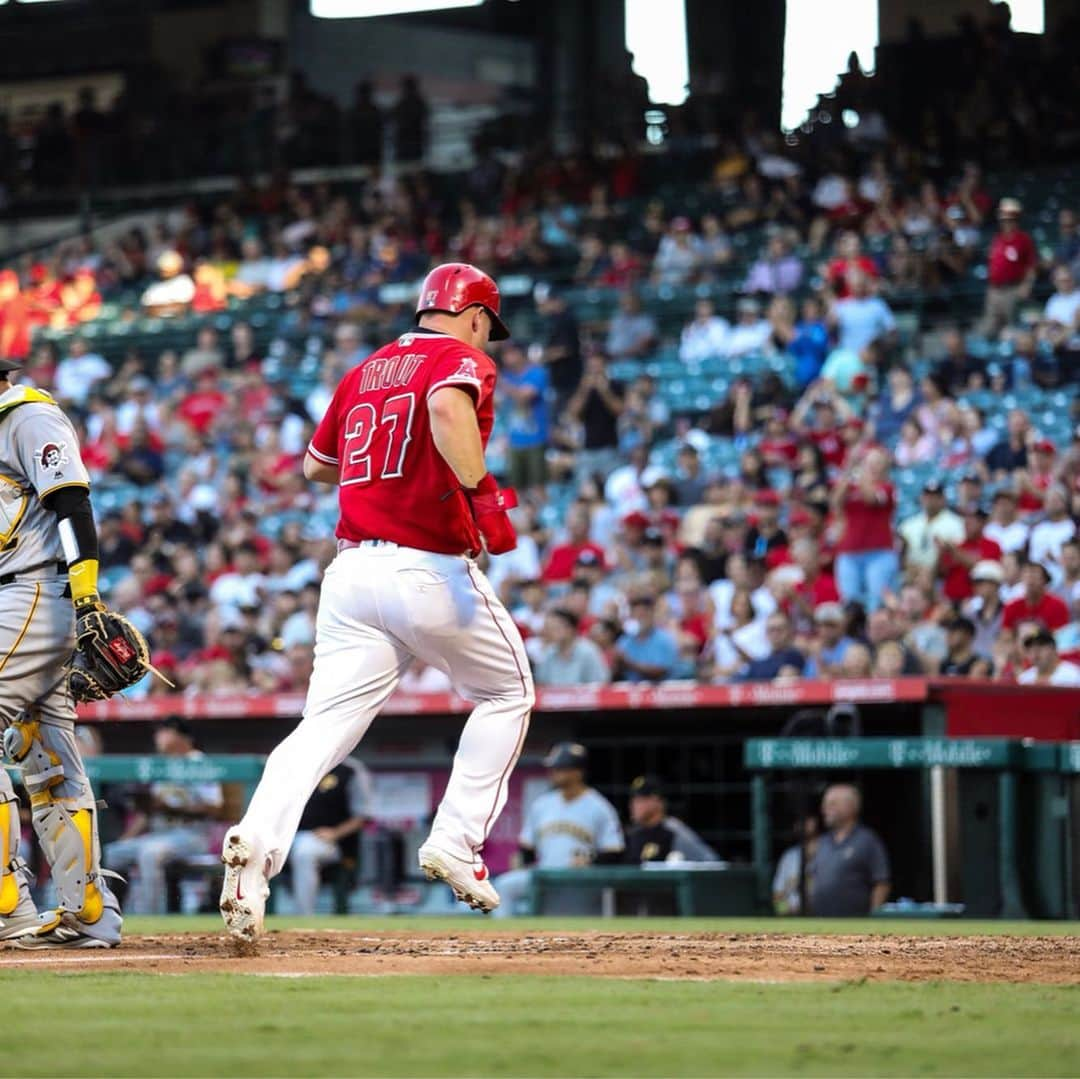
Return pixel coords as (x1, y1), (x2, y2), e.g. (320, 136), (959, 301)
(2, 2), (1080, 701)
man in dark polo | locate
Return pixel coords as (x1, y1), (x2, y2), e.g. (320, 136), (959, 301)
(809, 783), (890, 916)
(624, 775), (718, 864)
(286, 756), (372, 914)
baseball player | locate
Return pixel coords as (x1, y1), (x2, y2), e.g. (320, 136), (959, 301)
(624, 774), (718, 863)
(220, 263), (534, 943)
(492, 742), (625, 918)
(0, 354), (149, 948)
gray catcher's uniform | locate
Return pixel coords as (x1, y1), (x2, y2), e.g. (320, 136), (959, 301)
(0, 384), (122, 944)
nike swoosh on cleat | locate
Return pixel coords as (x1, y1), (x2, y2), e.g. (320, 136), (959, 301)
(473, 867), (488, 881)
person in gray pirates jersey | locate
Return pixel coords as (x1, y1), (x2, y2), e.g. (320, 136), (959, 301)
(492, 742), (624, 917)
(0, 355), (124, 948)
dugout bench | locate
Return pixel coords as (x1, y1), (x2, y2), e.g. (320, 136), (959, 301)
(6, 755), (267, 914)
(90, 755), (266, 913)
(526, 864), (759, 917)
(745, 738), (1080, 919)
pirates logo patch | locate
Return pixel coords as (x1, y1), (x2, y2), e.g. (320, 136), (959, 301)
(38, 442), (69, 471)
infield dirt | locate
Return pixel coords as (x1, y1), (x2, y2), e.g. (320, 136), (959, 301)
(3, 930), (1078, 982)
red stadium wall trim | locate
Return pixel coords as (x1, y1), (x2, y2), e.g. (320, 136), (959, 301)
(77, 678), (934, 720)
(75, 680), (1080, 742)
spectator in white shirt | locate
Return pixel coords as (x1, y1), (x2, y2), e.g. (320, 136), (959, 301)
(486, 508), (543, 600)
(812, 171), (848, 211)
(511, 579), (548, 640)
(115, 376), (162, 435)
(1041, 266), (1080, 349)
(208, 544), (267, 610)
(679, 299), (730, 363)
(898, 481), (965, 571)
(1056, 540), (1080, 608)
(984, 490), (1030, 554)
(140, 249), (195, 313)
(1018, 627), (1080, 686)
(305, 359), (344, 423)
(710, 553), (777, 632)
(55, 336), (111, 405)
(725, 298), (773, 358)
(1028, 486), (1076, 584)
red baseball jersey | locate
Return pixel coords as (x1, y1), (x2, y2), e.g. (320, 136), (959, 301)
(308, 329), (497, 554)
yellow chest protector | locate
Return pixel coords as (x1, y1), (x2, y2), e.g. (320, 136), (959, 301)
(0, 386), (57, 421)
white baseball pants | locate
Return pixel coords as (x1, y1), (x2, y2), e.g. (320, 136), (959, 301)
(238, 542), (534, 877)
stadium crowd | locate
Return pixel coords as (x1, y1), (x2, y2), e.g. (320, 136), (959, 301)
(1, 8), (1079, 698)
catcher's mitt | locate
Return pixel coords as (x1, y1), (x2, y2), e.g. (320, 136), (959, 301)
(67, 606), (151, 703)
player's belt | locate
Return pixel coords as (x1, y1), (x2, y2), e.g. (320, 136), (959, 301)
(0, 560), (67, 587)
(337, 538), (397, 552)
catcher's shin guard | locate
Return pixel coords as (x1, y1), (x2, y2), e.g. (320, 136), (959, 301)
(4, 716), (121, 940)
(0, 767), (36, 926)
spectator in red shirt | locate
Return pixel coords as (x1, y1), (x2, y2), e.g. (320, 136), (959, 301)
(541, 502), (606, 582)
(1017, 440), (1056, 513)
(939, 506), (1003, 603)
(981, 198), (1037, 338)
(945, 162), (992, 230)
(832, 447), (898, 612)
(0, 270), (30, 361)
(790, 537), (840, 622)
(1002, 560), (1070, 631)
(176, 368), (228, 434)
(824, 231), (879, 299)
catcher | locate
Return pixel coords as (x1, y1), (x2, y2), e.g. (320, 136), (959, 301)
(0, 354), (150, 948)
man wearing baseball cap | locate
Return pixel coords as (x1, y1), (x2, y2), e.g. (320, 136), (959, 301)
(939, 617), (991, 677)
(898, 480), (964, 573)
(803, 602), (856, 679)
(625, 776), (718, 865)
(1029, 486), (1075, 583)
(1002, 558), (1070, 631)
(492, 742), (624, 917)
(940, 504), (1002, 603)
(982, 197), (1037, 337)
(985, 489), (1030, 553)
(105, 718), (224, 915)
(962, 560), (1007, 660)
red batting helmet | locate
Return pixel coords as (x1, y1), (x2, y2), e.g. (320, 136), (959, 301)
(415, 262), (509, 341)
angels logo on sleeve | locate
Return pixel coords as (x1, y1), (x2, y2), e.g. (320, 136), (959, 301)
(38, 442), (69, 473)
(454, 357), (479, 381)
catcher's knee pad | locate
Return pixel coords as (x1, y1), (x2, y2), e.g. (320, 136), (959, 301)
(5, 717), (105, 923)
(0, 770), (32, 918)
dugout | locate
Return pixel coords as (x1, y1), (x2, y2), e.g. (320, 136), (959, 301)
(745, 738), (1080, 920)
(76, 678), (1080, 915)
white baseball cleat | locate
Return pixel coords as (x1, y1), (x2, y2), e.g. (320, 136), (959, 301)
(219, 830), (270, 946)
(418, 844), (499, 913)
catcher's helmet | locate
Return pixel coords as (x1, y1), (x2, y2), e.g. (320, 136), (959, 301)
(415, 262), (509, 341)
(543, 742), (589, 771)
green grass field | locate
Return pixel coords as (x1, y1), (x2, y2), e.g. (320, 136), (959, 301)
(4, 917), (1079, 1077)
(123, 913), (1080, 937)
